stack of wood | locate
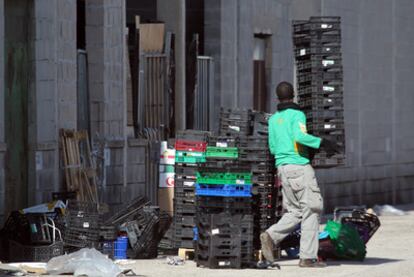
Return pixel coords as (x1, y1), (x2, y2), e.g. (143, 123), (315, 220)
(60, 129), (99, 204)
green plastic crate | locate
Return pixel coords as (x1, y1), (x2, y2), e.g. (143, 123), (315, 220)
(175, 151), (206, 164)
(325, 220), (366, 261)
(205, 146), (239, 159)
(196, 172), (252, 185)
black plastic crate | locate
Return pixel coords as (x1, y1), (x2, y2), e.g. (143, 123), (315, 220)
(174, 178), (196, 188)
(196, 197), (252, 210)
(8, 240), (64, 262)
(99, 225), (117, 241)
(252, 111), (271, 124)
(195, 205), (252, 215)
(220, 108), (253, 121)
(295, 45), (341, 58)
(64, 227), (100, 248)
(208, 136), (240, 147)
(298, 83), (343, 96)
(252, 122), (268, 137)
(296, 56), (342, 70)
(250, 162), (274, 173)
(174, 196), (196, 205)
(252, 173), (274, 183)
(175, 165), (198, 176)
(238, 149), (273, 162)
(297, 71), (343, 84)
(174, 202), (196, 214)
(198, 160), (251, 172)
(293, 18), (341, 34)
(238, 136), (268, 149)
(293, 33), (341, 46)
(299, 96), (344, 109)
(304, 109), (343, 119)
(176, 130), (211, 141)
(196, 213), (253, 229)
(341, 211), (380, 243)
(175, 174), (197, 181)
(312, 155), (345, 167)
(175, 190), (196, 199)
(174, 238), (195, 249)
(174, 225), (195, 238)
(219, 122), (252, 136)
(174, 215), (196, 227)
(1, 212), (54, 246)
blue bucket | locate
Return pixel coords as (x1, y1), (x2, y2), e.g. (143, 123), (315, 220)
(114, 236), (128, 259)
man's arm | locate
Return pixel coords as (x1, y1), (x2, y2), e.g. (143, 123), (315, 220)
(292, 112), (322, 149)
(268, 118), (276, 155)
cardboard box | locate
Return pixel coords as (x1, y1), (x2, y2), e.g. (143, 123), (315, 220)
(158, 188), (174, 216)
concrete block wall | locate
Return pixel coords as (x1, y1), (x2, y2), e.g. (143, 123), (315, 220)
(205, 0), (414, 211)
(204, 0), (294, 117)
(0, 0), (5, 223)
(289, 0), (414, 211)
(26, 0), (78, 206)
(86, 0), (126, 138)
(100, 139), (147, 213)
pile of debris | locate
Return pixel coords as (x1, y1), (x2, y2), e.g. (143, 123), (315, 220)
(0, 196), (171, 262)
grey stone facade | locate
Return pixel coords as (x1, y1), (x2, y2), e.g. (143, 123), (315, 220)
(205, 0), (414, 211)
(0, 0), (5, 223)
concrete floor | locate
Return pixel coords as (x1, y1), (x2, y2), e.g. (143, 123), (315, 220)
(120, 206), (414, 277)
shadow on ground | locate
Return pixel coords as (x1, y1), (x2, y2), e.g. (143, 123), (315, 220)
(327, 257), (403, 266)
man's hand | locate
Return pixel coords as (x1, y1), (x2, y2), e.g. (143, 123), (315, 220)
(320, 138), (342, 155)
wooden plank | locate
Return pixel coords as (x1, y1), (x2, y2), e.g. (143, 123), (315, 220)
(178, 248), (194, 260)
(140, 23), (165, 53)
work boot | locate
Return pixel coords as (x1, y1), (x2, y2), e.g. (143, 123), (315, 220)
(260, 232), (274, 262)
(299, 259), (327, 268)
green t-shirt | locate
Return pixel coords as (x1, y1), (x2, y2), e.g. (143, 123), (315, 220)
(268, 108), (322, 166)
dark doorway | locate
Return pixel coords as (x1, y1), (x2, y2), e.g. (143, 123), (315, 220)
(253, 35), (271, 112)
(4, 0), (33, 214)
(77, 0), (86, 50)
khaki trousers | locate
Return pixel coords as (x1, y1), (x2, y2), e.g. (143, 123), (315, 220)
(266, 164), (323, 259)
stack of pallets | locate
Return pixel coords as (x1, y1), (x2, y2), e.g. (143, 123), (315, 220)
(293, 16), (345, 167)
(195, 170), (254, 268)
(173, 130), (210, 249)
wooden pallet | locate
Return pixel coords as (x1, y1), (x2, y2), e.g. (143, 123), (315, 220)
(178, 248), (195, 260)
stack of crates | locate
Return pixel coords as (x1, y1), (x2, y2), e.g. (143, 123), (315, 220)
(293, 16), (345, 167)
(220, 108), (253, 136)
(238, 136), (282, 249)
(173, 130), (210, 249)
(195, 168), (254, 268)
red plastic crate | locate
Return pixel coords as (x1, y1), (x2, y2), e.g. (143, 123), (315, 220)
(175, 140), (207, 152)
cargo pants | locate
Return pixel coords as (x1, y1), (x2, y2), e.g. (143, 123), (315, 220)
(266, 164), (323, 259)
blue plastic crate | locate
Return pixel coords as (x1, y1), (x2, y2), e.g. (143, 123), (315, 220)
(114, 236), (128, 259)
(195, 183), (252, 197)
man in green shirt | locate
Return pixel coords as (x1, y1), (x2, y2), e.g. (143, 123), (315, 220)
(260, 81), (338, 268)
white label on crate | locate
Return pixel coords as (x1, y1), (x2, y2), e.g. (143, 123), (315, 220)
(300, 49), (306, 56)
(326, 47), (331, 52)
(236, 179), (245, 185)
(83, 222), (90, 228)
(212, 228), (220, 235)
(184, 181), (195, 187)
(323, 86), (335, 92)
(324, 124), (334, 129)
(321, 24), (331, 29)
(216, 142), (228, 148)
(219, 261), (230, 266)
(229, 125), (240, 132)
(322, 60), (335, 67)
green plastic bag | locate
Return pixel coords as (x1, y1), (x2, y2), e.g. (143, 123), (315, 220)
(325, 220), (366, 261)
